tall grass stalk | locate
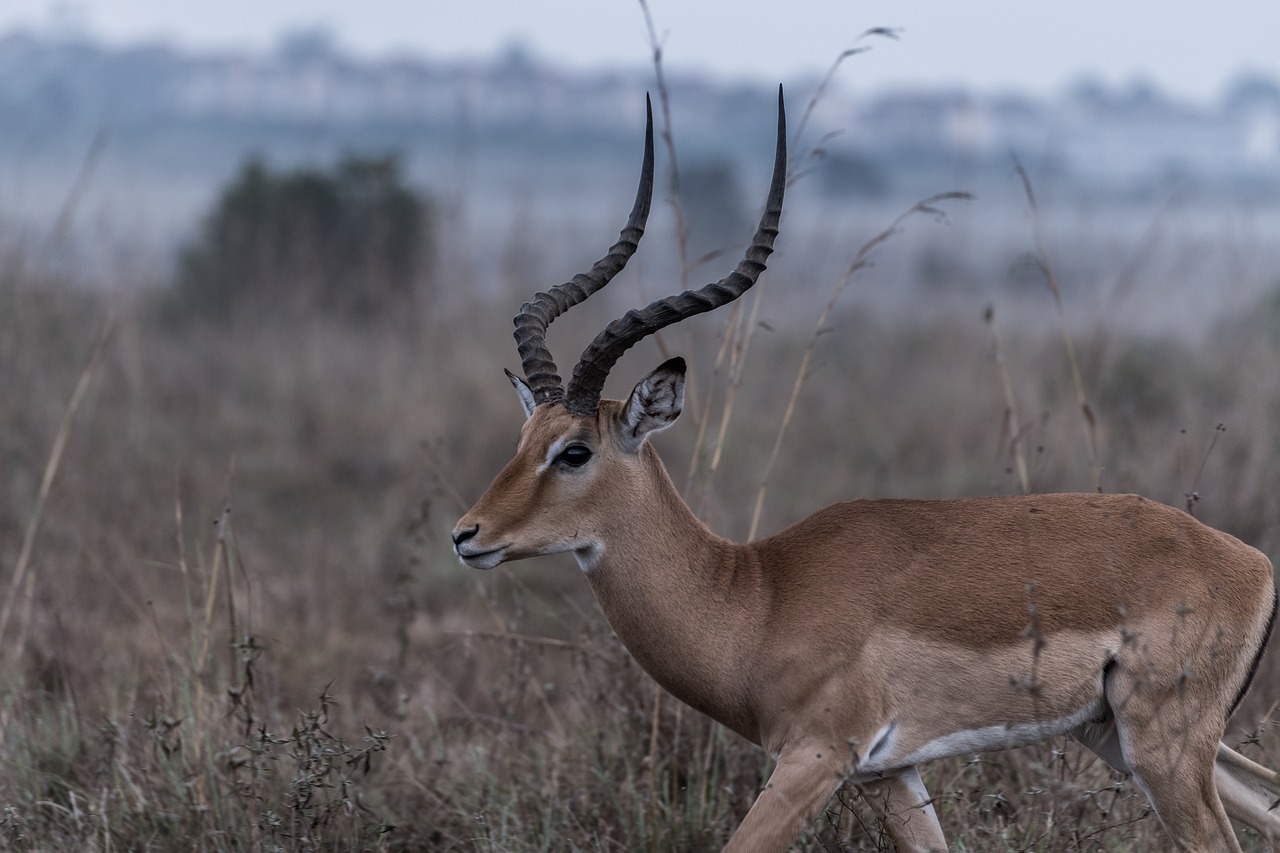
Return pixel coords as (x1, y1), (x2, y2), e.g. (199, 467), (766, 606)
(637, 0), (691, 303)
(0, 314), (113, 670)
(986, 304), (1032, 493)
(748, 192), (971, 540)
(4, 23), (1280, 848)
(1015, 157), (1101, 492)
(789, 28), (902, 179)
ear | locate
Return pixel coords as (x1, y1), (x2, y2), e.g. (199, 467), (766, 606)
(618, 357), (685, 451)
(505, 369), (538, 420)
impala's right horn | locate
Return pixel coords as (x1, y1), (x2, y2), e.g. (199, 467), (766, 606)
(511, 96), (656, 407)
(562, 85), (788, 418)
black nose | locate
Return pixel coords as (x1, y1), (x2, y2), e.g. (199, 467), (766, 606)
(452, 524), (479, 546)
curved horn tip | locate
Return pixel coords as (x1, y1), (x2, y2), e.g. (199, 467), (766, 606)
(561, 94), (784, 417)
(507, 94), (657, 399)
(776, 84), (787, 143)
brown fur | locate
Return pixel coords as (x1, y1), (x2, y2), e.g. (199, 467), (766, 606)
(455, 389), (1279, 853)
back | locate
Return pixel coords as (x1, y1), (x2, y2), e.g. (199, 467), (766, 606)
(754, 492), (1273, 649)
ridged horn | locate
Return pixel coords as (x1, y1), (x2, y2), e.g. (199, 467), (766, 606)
(512, 96), (656, 406)
(563, 85), (787, 417)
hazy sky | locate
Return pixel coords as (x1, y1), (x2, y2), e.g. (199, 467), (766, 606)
(4, 0), (1279, 102)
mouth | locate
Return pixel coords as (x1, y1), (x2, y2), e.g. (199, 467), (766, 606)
(455, 544), (507, 571)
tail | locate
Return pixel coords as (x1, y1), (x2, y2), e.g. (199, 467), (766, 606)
(1217, 742), (1280, 849)
(1229, 585), (1277, 719)
(1219, 742), (1277, 785)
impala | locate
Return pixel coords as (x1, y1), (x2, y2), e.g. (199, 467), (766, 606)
(452, 89), (1280, 852)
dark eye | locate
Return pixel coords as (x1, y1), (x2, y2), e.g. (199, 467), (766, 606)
(558, 444), (592, 467)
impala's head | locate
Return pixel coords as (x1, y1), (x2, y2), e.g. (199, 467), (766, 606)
(452, 89), (787, 571)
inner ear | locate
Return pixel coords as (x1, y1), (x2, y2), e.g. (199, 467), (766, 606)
(618, 357), (686, 450)
(505, 369), (538, 420)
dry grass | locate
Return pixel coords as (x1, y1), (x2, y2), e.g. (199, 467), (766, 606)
(4, 88), (1280, 849)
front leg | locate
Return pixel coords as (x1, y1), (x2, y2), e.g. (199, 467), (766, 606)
(722, 746), (845, 853)
(859, 766), (947, 852)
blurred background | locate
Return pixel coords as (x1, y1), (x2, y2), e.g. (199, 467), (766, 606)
(3, 1), (1280, 850)
(2, 1), (1280, 323)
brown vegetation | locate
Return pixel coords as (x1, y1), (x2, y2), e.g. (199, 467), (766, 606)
(3, 138), (1280, 850)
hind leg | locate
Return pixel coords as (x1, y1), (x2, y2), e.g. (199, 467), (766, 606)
(1105, 668), (1241, 852)
(1076, 716), (1280, 849)
(1117, 718), (1239, 851)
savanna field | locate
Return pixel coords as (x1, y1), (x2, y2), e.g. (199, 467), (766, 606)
(4, 104), (1280, 852)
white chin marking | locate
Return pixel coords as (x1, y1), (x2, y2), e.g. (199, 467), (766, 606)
(458, 548), (505, 570)
(574, 543), (603, 573)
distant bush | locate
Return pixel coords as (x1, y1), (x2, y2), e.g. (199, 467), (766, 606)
(174, 154), (434, 321)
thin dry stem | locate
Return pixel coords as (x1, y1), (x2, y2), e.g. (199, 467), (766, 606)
(792, 29), (901, 160)
(641, 0), (715, 504)
(0, 313), (114, 664)
(708, 288), (764, 474)
(638, 0), (691, 299)
(1014, 157), (1101, 492)
(748, 193), (971, 540)
(685, 299), (743, 494)
(1185, 423), (1227, 515)
(194, 458), (237, 725)
(647, 683), (664, 850)
(49, 130), (109, 249)
(223, 512), (241, 695)
(985, 305), (1031, 493)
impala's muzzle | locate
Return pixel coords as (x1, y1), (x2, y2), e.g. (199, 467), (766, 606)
(451, 522), (506, 570)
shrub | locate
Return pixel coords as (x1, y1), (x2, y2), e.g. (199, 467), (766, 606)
(174, 154), (434, 322)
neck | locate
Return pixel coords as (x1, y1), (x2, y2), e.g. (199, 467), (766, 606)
(580, 445), (767, 741)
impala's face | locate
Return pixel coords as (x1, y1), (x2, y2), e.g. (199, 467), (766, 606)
(453, 93), (778, 576)
(452, 403), (616, 570)
(451, 360), (685, 571)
